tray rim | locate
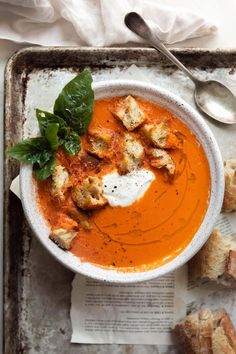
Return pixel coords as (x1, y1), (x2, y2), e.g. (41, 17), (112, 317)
(5, 46), (236, 76)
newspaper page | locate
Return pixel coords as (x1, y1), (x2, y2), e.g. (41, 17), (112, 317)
(71, 267), (187, 345)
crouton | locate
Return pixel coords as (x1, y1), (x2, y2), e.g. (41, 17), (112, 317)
(51, 164), (69, 201)
(222, 159), (236, 212)
(113, 95), (145, 131)
(147, 148), (175, 175)
(66, 207), (91, 230)
(141, 122), (181, 149)
(87, 127), (113, 159)
(72, 176), (107, 210)
(49, 228), (77, 250)
(173, 308), (236, 354)
(189, 228), (236, 287)
(119, 134), (144, 174)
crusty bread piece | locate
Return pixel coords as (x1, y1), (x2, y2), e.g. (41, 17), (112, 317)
(173, 308), (236, 354)
(51, 164), (69, 201)
(112, 95), (145, 131)
(226, 250), (236, 279)
(199, 309), (214, 353)
(119, 134), (144, 174)
(141, 122), (181, 149)
(222, 159), (236, 212)
(213, 309), (236, 352)
(72, 176), (107, 210)
(49, 228), (77, 250)
(212, 327), (235, 354)
(189, 228), (236, 287)
(174, 309), (214, 354)
(146, 147), (175, 175)
(87, 127), (113, 159)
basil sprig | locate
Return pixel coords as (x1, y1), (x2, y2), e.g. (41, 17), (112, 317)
(7, 70), (93, 180)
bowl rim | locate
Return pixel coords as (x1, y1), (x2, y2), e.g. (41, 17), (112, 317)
(20, 79), (225, 283)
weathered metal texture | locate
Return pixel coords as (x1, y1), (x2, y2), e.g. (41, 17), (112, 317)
(4, 47), (236, 354)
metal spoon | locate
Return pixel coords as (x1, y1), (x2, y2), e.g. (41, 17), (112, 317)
(125, 12), (236, 124)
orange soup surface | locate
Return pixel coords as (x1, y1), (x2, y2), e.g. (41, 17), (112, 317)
(37, 97), (211, 271)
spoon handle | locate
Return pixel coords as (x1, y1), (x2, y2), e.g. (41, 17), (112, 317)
(125, 12), (199, 85)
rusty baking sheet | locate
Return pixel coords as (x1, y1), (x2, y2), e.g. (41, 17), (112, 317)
(4, 47), (236, 354)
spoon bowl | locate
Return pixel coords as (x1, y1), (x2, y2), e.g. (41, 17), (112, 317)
(195, 80), (236, 124)
(125, 12), (236, 124)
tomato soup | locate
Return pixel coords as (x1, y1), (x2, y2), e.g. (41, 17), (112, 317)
(37, 97), (211, 270)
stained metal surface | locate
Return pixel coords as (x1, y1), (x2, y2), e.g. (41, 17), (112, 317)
(4, 47), (236, 354)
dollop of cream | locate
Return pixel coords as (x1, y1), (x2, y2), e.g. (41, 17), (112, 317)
(102, 169), (155, 207)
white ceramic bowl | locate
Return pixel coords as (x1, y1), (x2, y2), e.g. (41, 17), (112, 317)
(20, 80), (224, 283)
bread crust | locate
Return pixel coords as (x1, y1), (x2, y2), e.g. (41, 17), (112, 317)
(222, 159), (236, 212)
(174, 312), (200, 354)
(226, 250), (236, 279)
(214, 309), (236, 352)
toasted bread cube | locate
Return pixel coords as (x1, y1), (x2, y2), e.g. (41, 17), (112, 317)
(142, 122), (181, 149)
(119, 134), (144, 174)
(72, 176), (107, 210)
(147, 148), (175, 175)
(113, 95), (145, 131)
(49, 228), (77, 250)
(51, 164), (69, 201)
(66, 207), (91, 230)
(222, 159), (236, 212)
(87, 128), (113, 159)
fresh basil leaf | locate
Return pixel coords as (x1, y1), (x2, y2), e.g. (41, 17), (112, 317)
(36, 109), (66, 135)
(45, 123), (59, 150)
(6, 137), (52, 167)
(33, 154), (56, 181)
(62, 131), (81, 156)
(53, 70), (94, 135)
(58, 126), (70, 140)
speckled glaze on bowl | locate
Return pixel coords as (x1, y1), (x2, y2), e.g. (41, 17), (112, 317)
(20, 80), (224, 283)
